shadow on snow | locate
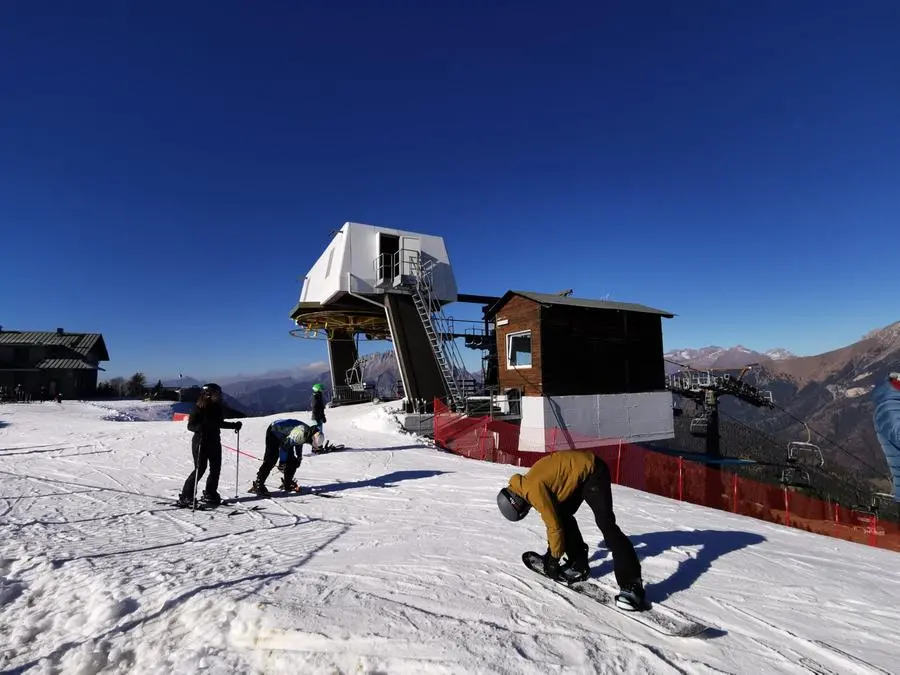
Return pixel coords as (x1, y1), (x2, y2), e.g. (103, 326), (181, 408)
(589, 528), (767, 604)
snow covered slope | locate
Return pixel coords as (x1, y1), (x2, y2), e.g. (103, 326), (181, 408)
(1, 400), (899, 674)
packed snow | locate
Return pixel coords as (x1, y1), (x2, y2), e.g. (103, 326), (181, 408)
(1, 400), (899, 674)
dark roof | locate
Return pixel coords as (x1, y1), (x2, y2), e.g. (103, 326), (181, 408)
(36, 358), (104, 370)
(485, 290), (675, 319)
(0, 330), (110, 361)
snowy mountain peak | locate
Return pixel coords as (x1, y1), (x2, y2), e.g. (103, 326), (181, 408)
(664, 345), (796, 370)
(765, 348), (796, 360)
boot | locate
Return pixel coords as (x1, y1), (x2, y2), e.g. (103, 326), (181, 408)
(200, 491), (221, 506)
(562, 544), (590, 582)
(248, 480), (270, 496)
(280, 478), (299, 492)
(615, 580), (647, 611)
(177, 493), (195, 508)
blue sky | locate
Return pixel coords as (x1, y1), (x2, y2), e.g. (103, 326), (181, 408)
(2, 1), (899, 380)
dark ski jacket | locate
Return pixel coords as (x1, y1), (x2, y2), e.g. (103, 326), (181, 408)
(268, 419), (316, 450)
(187, 402), (240, 449)
(310, 391), (326, 423)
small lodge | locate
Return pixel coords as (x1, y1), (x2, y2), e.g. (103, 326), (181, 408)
(484, 291), (676, 450)
(0, 327), (110, 400)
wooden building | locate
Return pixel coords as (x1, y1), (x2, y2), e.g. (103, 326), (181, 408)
(0, 328), (110, 400)
(484, 291), (675, 450)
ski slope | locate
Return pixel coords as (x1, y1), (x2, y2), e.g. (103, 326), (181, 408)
(1, 400), (898, 675)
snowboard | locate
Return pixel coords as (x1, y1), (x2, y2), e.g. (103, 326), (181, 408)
(312, 442), (346, 455)
(521, 551), (712, 638)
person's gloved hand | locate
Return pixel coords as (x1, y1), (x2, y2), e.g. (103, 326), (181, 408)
(234, 421), (243, 431)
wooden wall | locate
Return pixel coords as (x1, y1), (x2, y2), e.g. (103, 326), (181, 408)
(541, 305), (666, 396)
(494, 295), (543, 396)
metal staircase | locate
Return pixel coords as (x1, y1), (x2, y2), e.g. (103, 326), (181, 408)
(408, 256), (468, 410)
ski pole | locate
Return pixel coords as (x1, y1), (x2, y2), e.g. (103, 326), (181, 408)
(235, 428), (240, 499)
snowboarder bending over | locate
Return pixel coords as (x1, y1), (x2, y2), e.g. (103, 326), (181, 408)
(251, 419), (324, 496)
(497, 449), (646, 611)
(179, 383), (242, 507)
(277, 383), (328, 471)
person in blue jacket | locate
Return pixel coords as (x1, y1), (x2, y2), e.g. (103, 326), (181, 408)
(251, 418), (324, 496)
(872, 372), (900, 502)
(277, 383), (328, 471)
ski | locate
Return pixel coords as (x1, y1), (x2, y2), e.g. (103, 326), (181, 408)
(158, 500), (263, 516)
(521, 551), (712, 638)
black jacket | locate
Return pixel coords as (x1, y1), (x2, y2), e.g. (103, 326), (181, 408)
(187, 403), (240, 448)
(310, 391), (326, 423)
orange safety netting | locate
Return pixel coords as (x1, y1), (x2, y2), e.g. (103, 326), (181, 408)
(433, 400), (900, 552)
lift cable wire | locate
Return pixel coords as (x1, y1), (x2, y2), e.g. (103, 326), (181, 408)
(663, 357), (890, 481)
(713, 406), (872, 498)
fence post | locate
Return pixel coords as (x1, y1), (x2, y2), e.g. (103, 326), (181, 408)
(615, 441), (622, 485)
(783, 487), (791, 528)
(479, 419), (487, 461)
(432, 398), (440, 444)
(678, 456), (684, 501)
(732, 474), (738, 513)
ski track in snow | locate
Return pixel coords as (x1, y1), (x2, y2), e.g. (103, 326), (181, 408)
(1, 400), (899, 674)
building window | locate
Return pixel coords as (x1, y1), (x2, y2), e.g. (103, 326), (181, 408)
(506, 330), (532, 368)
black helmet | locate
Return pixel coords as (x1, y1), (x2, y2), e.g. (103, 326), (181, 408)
(202, 383), (222, 395)
(497, 487), (530, 521)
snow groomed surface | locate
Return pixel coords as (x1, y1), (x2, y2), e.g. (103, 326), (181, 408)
(1, 400), (898, 674)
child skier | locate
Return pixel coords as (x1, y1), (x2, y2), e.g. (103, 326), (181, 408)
(251, 418), (324, 496)
(179, 383), (242, 507)
(311, 382), (327, 435)
(496, 449), (646, 610)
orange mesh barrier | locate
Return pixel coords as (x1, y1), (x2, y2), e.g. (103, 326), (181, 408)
(433, 400), (900, 552)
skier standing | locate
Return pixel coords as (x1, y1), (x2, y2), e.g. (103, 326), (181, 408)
(496, 449), (646, 610)
(311, 383), (327, 436)
(178, 383), (242, 507)
(251, 418), (324, 496)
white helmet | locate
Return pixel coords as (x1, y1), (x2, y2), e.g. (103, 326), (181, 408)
(311, 429), (325, 450)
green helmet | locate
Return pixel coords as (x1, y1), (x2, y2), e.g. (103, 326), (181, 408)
(312, 383), (323, 392)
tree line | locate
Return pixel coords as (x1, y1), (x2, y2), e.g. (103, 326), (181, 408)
(96, 373), (168, 399)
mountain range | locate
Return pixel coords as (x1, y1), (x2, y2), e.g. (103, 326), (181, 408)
(664, 345), (796, 371)
(161, 351), (437, 416)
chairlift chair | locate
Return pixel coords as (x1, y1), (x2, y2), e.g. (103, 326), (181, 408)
(689, 416), (708, 437)
(780, 466), (811, 489)
(787, 441), (824, 467)
(786, 423), (824, 468)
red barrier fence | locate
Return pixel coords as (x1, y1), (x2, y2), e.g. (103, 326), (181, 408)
(433, 400), (900, 552)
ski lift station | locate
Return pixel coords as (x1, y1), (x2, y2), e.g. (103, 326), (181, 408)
(289, 222), (676, 451)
